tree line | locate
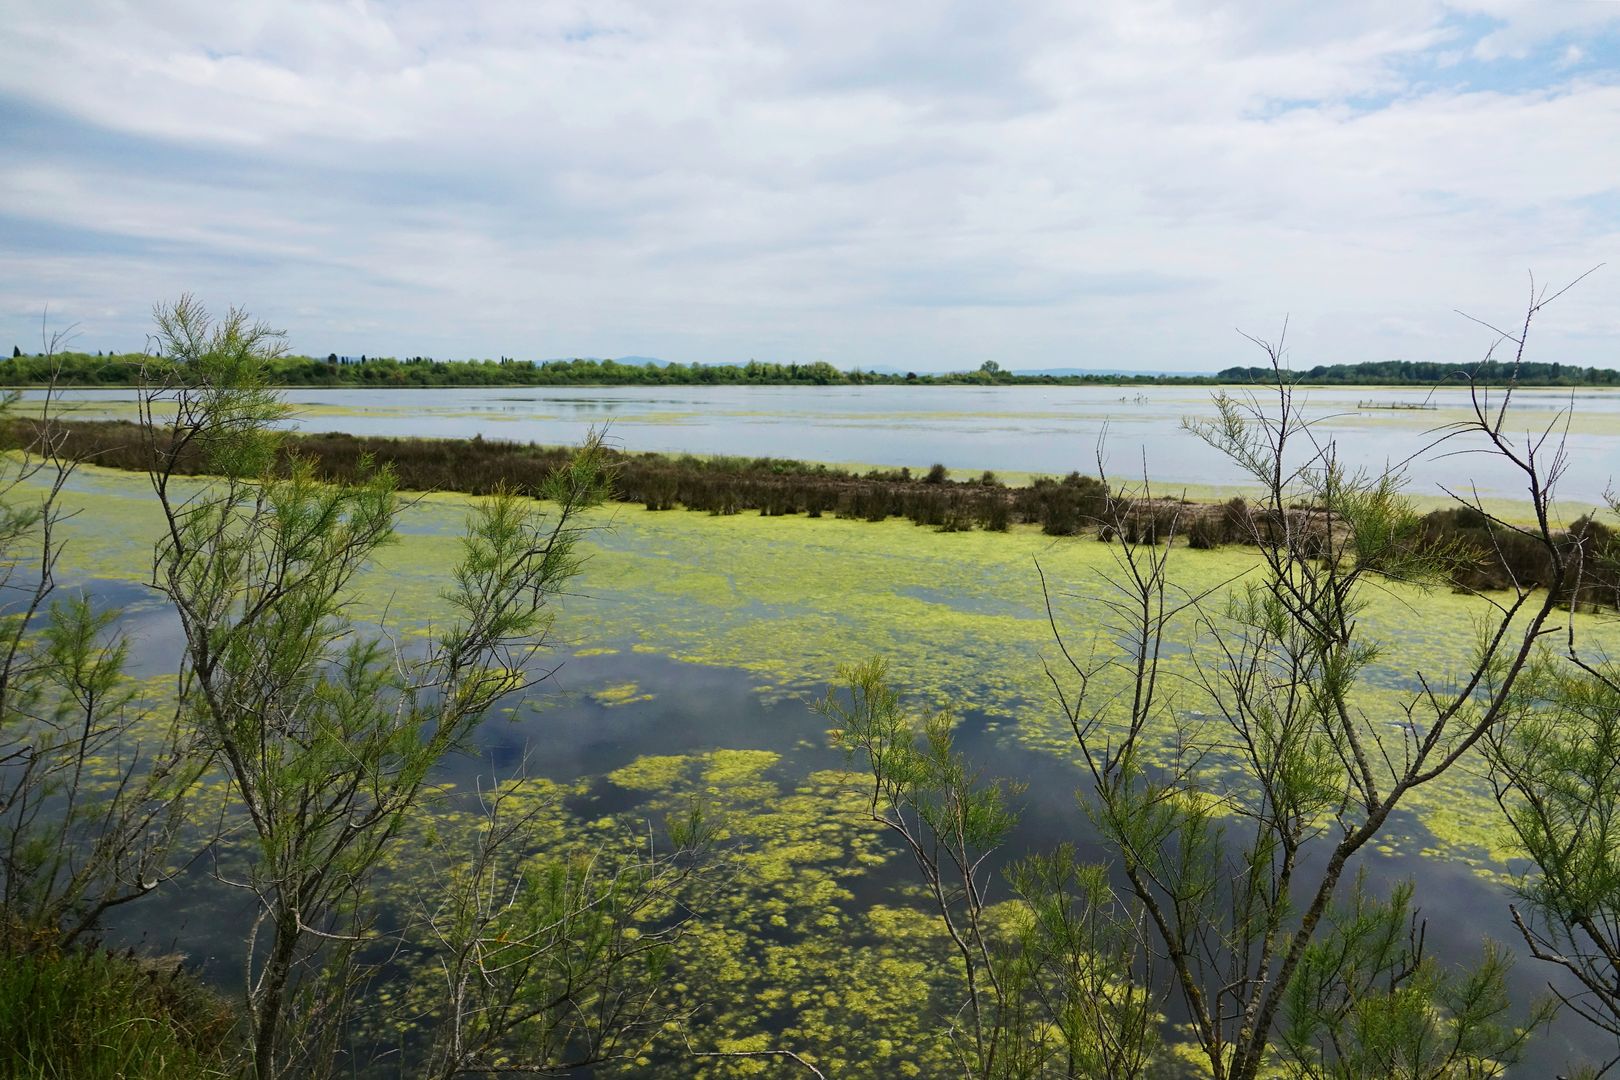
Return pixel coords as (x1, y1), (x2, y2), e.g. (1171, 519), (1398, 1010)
(1215, 356), (1620, 386)
(6, 348), (1620, 387)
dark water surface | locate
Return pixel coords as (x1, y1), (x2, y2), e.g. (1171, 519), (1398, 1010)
(93, 608), (1613, 1077)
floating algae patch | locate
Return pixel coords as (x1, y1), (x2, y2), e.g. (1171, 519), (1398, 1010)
(554, 505), (1620, 872)
(556, 506), (1271, 760)
(585, 749), (968, 1078)
(607, 753), (695, 791)
(591, 680), (654, 706)
(571, 508), (1138, 700)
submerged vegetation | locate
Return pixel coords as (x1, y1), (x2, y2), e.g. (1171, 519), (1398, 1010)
(3, 289), (1620, 1079)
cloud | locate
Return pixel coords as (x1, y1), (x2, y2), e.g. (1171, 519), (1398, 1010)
(0, 0), (1617, 370)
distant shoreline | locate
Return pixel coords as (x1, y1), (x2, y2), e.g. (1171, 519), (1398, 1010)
(3, 352), (1617, 390)
(7, 380), (1620, 392)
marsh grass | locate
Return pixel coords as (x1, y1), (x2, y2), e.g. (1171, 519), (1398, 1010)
(0, 940), (236, 1079)
(3, 419), (1113, 536)
(5, 419), (1615, 607)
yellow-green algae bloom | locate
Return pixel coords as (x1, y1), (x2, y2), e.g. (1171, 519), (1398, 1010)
(31, 460), (1620, 870)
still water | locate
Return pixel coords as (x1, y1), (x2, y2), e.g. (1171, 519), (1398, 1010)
(33, 383), (1620, 504)
(102, 630), (1611, 1077)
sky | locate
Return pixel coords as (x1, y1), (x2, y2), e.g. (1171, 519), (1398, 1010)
(2, 1), (1618, 373)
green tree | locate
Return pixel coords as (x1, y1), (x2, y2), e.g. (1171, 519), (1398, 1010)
(839, 290), (1583, 1078)
(0, 297), (724, 1078)
(0, 326), (203, 954)
(1485, 492), (1620, 1078)
(1048, 319), (1563, 1080)
(824, 660), (1160, 1080)
(136, 295), (705, 1078)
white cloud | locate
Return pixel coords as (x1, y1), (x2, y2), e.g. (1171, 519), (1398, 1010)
(0, 0), (1617, 370)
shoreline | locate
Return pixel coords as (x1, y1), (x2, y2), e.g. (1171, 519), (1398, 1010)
(6, 417), (1613, 607)
(0, 412), (1580, 522)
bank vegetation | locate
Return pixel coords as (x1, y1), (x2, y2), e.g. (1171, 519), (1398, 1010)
(6, 417), (1615, 610)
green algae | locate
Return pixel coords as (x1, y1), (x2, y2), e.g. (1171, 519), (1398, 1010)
(32, 460), (1620, 872)
(591, 680), (655, 706)
(586, 749), (962, 1078)
(608, 754), (700, 791)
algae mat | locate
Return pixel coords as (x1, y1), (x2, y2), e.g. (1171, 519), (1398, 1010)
(40, 462), (1620, 875)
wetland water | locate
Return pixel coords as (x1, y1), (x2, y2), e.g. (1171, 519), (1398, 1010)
(47, 463), (1620, 1075)
(31, 383), (1620, 504)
